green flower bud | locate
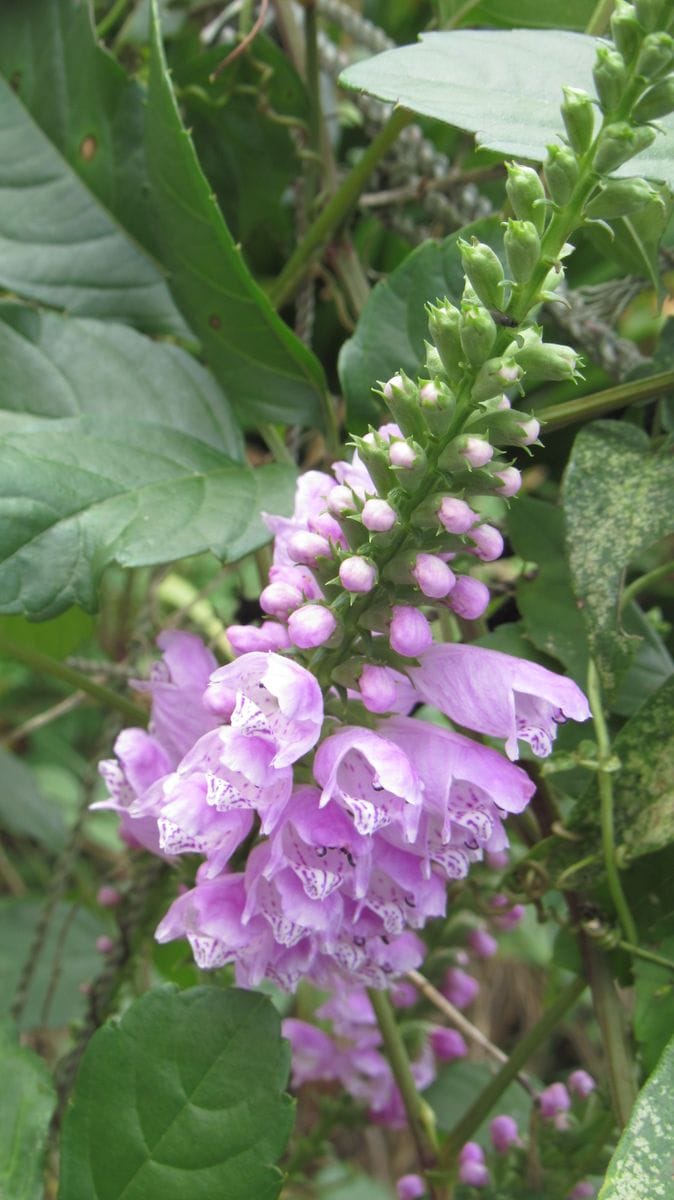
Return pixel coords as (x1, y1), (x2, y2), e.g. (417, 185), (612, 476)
(458, 238), (507, 312)
(506, 328), (583, 386)
(584, 176), (660, 219)
(544, 144), (580, 206)
(459, 303), (497, 368)
(594, 122), (657, 172)
(505, 163), (547, 234)
(633, 75), (674, 120)
(636, 31), (674, 78)
(467, 403), (540, 448)
(350, 434), (394, 496)
(561, 87), (595, 155)
(593, 45), (628, 113)
(610, 0), (641, 64)
(471, 357), (523, 402)
(504, 219), (541, 283)
(426, 300), (463, 383)
(635, 0), (669, 32)
(418, 378), (456, 436)
(379, 371), (426, 440)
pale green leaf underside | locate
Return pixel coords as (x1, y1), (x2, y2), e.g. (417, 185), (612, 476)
(340, 31), (674, 185)
(599, 1033), (674, 1200)
(0, 1020), (56, 1200)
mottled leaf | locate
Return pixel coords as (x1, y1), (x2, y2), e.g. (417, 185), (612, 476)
(58, 986), (294, 1200)
(0, 1020), (56, 1200)
(562, 422), (674, 694)
(598, 1034), (674, 1200)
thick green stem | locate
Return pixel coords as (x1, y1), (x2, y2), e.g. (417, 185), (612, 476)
(541, 369), (674, 431)
(0, 636), (147, 724)
(620, 559), (674, 611)
(585, 0), (615, 35)
(578, 935), (637, 1128)
(96, 0), (129, 37)
(259, 422), (297, 466)
(440, 976), (586, 1165)
(587, 660), (639, 948)
(269, 107), (412, 310)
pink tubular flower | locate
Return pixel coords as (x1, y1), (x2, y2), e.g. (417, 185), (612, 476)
(468, 928), (498, 959)
(442, 967), (479, 1009)
(409, 642), (591, 759)
(287, 530), (331, 566)
(390, 606), (433, 657)
(314, 726), (424, 841)
(490, 1114), (519, 1153)
(430, 1027), (468, 1062)
(263, 469), (334, 567)
(132, 631), (219, 761)
(358, 665), (417, 715)
(568, 1069), (596, 1099)
(282, 1019), (342, 1087)
(459, 1143), (489, 1187)
(226, 622), (291, 654)
(287, 604), (337, 649)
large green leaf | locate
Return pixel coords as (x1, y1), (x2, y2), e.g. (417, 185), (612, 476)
(338, 217), (502, 430)
(58, 985), (294, 1200)
(598, 1034), (674, 1200)
(0, 1021), (56, 1200)
(145, 0), (327, 429)
(437, 0), (596, 29)
(0, 415), (294, 618)
(0, 747), (67, 849)
(340, 31), (674, 185)
(562, 421), (674, 694)
(634, 934), (674, 1074)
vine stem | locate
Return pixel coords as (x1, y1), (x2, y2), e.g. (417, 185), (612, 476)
(269, 107), (413, 310)
(578, 934), (637, 1128)
(0, 636), (147, 725)
(620, 559), (674, 611)
(587, 660), (639, 948)
(367, 988), (447, 1198)
(540, 368), (674, 432)
(439, 976), (586, 1165)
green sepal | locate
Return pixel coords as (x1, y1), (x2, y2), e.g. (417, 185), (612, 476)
(349, 434), (394, 496)
(378, 371), (427, 440)
(633, 75), (674, 121)
(635, 31), (674, 78)
(426, 300), (464, 385)
(459, 303), (497, 368)
(634, 0), (670, 33)
(584, 177), (660, 218)
(561, 86), (596, 155)
(505, 163), (547, 234)
(594, 122), (657, 172)
(503, 219), (541, 283)
(471, 356), (523, 402)
(543, 144), (580, 207)
(593, 45), (628, 113)
(418, 374), (457, 436)
(458, 238), (507, 312)
(610, 0), (642, 64)
(506, 327), (583, 385)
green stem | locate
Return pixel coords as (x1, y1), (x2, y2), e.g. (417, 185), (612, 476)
(587, 660), (639, 947)
(259, 423), (297, 466)
(540, 368), (674, 431)
(620, 559), (674, 611)
(578, 934), (636, 1128)
(269, 107), (413, 310)
(618, 940), (674, 971)
(0, 636), (147, 725)
(585, 0), (615, 35)
(368, 988), (443, 1194)
(96, 0), (129, 37)
(440, 976), (586, 1164)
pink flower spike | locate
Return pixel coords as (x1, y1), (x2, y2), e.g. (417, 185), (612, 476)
(442, 967), (479, 1010)
(397, 1175), (426, 1200)
(390, 606), (433, 657)
(448, 576), (490, 620)
(288, 604), (337, 650)
(470, 523), (504, 562)
(568, 1069), (596, 1100)
(539, 1082), (571, 1119)
(490, 1114), (519, 1153)
(226, 623), (291, 654)
(430, 1027), (468, 1062)
(339, 556), (378, 594)
(462, 436), (494, 469)
(494, 466), (522, 497)
(468, 928), (498, 959)
(362, 498), (397, 532)
(260, 581), (303, 618)
(412, 554), (456, 599)
(437, 496), (477, 534)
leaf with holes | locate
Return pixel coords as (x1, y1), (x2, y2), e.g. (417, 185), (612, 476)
(0, 1020), (56, 1200)
(598, 1034), (674, 1200)
(58, 986), (294, 1200)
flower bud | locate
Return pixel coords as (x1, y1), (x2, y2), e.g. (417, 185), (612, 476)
(426, 300), (463, 382)
(459, 238), (507, 311)
(227, 622), (291, 653)
(389, 439), (419, 468)
(389, 439), (427, 489)
(327, 485), (356, 515)
(568, 1069), (596, 1099)
(490, 1114), (519, 1153)
(96, 935), (115, 954)
(633, 75), (674, 121)
(397, 1175), (426, 1200)
(442, 966), (479, 1009)
(504, 219), (541, 284)
(539, 1082), (571, 1119)
(287, 604), (337, 649)
(568, 1183), (595, 1200)
(390, 606), (433, 657)
(287, 530), (331, 566)
(437, 496), (478, 534)
(585, 176), (659, 219)
(561, 87), (595, 155)
(97, 885), (121, 908)
(430, 1027), (468, 1062)
(635, 0), (669, 29)
(517, 417), (540, 445)
(459, 303), (497, 367)
(492, 901), (525, 930)
(593, 45), (628, 113)
(468, 928), (498, 959)
(339, 555), (378, 594)
(471, 357), (523, 402)
(458, 1143), (489, 1188)
(359, 664), (399, 713)
(362, 497), (397, 532)
(412, 553), (456, 599)
(449, 576), (490, 620)
(350, 435), (394, 496)
(544, 144), (580, 206)
(309, 511), (347, 545)
(381, 371), (427, 440)
(260, 580), (303, 618)
(610, 0), (641, 64)
(508, 330), (582, 385)
(470, 523), (504, 562)
(419, 378), (456, 435)
(594, 122), (656, 173)
(505, 162), (546, 233)
(493, 466), (522, 497)
(636, 31), (674, 78)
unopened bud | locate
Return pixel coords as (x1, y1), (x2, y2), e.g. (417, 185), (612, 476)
(359, 664), (399, 713)
(389, 440), (418, 468)
(539, 1082), (571, 1119)
(227, 622), (290, 654)
(389, 439), (427, 489)
(635, 0), (669, 30)
(97, 886), (121, 908)
(458, 1143), (489, 1188)
(460, 303), (497, 367)
(610, 0), (641, 63)
(470, 523), (504, 562)
(471, 356), (523, 402)
(468, 928), (498, 958)
(389, 605), (433, 657)
(633, 75), (674, 121)
(508, 330), (582, 385)
(569, 1184), (596, 1200)
(396, 1175), (426, 1200)
(260, 581), (303, 618)
(493, 466), (522, 497)
(594, 122), (656, 172)
(339, 555), (378, 594)
(568, 1069), (596, 1099)
(96, 935), (115, 954)
(426, 300), (463, 382)
(462, 435), (494, 469)
(287, 530), (331, 566)
(443, 966), (480, 1009)
(458, 238), (507, 312)
(327, 485), (356, 515)
(362, 497), (396, 532)
(381, 371), (426, 439)
(593, 45), (628, 113)
(585, 176), (659, 219)
(517, 416), (540, 445)
(448, 575), (490, 619)
(561, 87), (595, 154)
(504, 219), (540, 283)
(636, 31), (674, 78)
(490, 1114), (519, 1153)
(430, 1027), (468, 1062)
(419, 377), (456, 434)
(437, 496), (478, 534)
(287, 604), (337, 649)
(506, 163), (546, 234)
(309, 511), (346, 545)
(350, 435), (393, 496)
(412, 553), (456, 599)
(544, 144), (580, 207)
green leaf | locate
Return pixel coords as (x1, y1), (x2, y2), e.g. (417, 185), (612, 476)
(562, 421), (674, 694)
(437, 0), (596, 29)
(425, 1060), (532, 1140)
(58, 985), (294, 1200)
(0, 899), (107, 1031)
(338, 217), (502, 431)
(587, 186), (674, 295)
(634, 935), (674, 1074)
(0, 1020), (56, 1200)
(0, 747), (67, 849)
(340, 31), (674, 187)
(0, 608), (94, 659)
(145, 0), (327, 428)
(598, 1034), (674, 1200)
(0, 415), (294, 618)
